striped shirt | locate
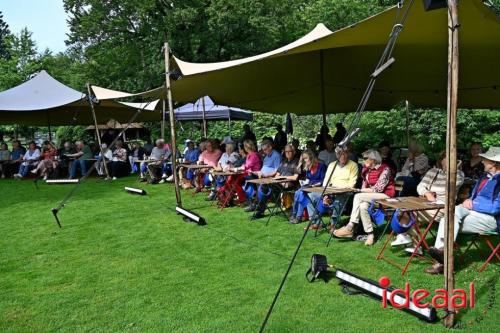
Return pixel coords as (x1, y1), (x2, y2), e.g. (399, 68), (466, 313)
(416, 167), (465, 201)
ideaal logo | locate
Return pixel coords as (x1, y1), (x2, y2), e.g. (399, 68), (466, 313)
(378, 276), (475, 309)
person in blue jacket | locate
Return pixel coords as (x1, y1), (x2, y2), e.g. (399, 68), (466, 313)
(425, 146), (500, 274)
(289, 150), (326, 224)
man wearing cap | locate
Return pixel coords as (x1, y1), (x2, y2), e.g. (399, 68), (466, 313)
(425, 146), (500, 274)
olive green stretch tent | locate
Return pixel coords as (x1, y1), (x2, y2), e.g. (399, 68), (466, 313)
(0, 71), (161, 125)
(169, 0), (500, 114)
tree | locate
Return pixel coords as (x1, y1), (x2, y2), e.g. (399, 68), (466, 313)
(0, 11), (11, 59)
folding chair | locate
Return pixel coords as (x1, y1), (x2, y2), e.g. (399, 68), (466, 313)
(325, 193), (354, 246)
(458, 231), (499, 272)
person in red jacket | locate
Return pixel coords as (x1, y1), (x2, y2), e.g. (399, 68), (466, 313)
(334, 149), (395, 246)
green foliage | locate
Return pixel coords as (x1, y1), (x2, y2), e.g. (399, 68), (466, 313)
(0, 11), (11, 59)
(56, 125), (92, 144)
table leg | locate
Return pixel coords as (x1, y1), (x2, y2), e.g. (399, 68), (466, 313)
(401, 209), (440, 276)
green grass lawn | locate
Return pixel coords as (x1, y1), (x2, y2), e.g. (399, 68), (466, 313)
(0, 176), (498, 332)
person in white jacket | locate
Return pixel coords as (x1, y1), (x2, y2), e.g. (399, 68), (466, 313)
(14, 141), (40, 178)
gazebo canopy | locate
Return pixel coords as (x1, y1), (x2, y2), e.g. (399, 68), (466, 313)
(168, 0), (500, 114)
(174, 96), (252, 122)
(90, 86), (252, 122)
(0, 71), (161, 125)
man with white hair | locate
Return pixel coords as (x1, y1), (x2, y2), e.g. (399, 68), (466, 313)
(425, 146), (500, 274)
(306, 147), (358, 229)
(139, 139), (170, 183)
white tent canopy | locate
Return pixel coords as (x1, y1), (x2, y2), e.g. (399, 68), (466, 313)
(0, 70), (85, 111)
(0, 71), (162, 125)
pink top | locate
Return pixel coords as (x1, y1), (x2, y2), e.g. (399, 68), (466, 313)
(198, 149), (222, 167)
(244, 151), (262, 172)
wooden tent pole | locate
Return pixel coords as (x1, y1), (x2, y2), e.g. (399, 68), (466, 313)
(86, 83), (110, 179)
(201, 97), (207, 138)
(164, 42), (182, 207)
(161, 99), (166, 140)
(444, 0), (459, 328)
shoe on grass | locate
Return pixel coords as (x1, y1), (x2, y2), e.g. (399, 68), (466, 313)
(364, 233), (375, 246)
(333, 226), (353, 238)
(404, 246), (423, 255)
(428, 246), (444, 264)
(391, 233), (412, 246)
(158, 179), (166, 184)
(289, 216), (299, 224)
(244, 204), (256, 212)
(424, 263), (444, 275)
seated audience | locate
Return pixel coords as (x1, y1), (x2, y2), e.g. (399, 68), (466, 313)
(462, 142), (484, 179)
(194, 139), (222, 192)
(393, 151), (465, 253)
(58, 141), (75, 176)
(30, 141), (58, 180)
(241, 124), (257, 145)
(142, 139), (170, 183)
(289, 150), (326, 224)
(109, 140), (129, 180)
(179, 140), (201, 187)
(332, 122), (347, 145)
(67, 141), (93, 179)
(378, 141), (397, 176)
(333, 149), (395, 246)
(318, 138), (337, 166)
(424, 147), (499, 274)
(305, 140), (317, 156)
(250, 144), (300, 219)
(14, 141), (40, 179)
(315, 124), (332, 151)
(5, 140), (24, 177)
(273, 124), (287, 152)
(128, 142), (144, 172)
(0, 142), (10, 178)
(244, 139), (285, 211)
(306, 147), (359, 229)
(96, 143), (113, 177)
(218, 140), (262, 205)
(291, 138), (302, 160)
(207, 141), (239, 200)
(396, 141), (429, 196)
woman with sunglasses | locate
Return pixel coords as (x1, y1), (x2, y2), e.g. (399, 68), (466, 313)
(333, 149), (395, 246)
